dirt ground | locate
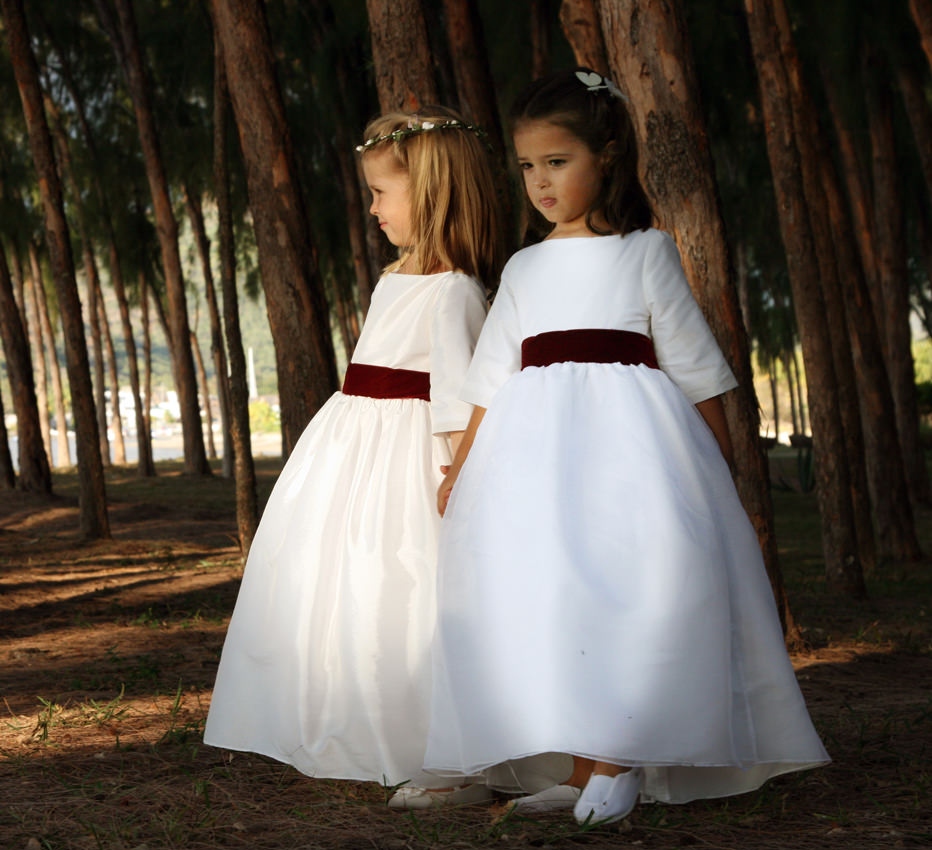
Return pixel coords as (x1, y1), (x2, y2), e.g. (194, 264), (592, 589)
(1, 460), (930, 850)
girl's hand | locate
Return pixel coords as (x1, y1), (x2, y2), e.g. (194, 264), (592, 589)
(437, 465), (459, 516)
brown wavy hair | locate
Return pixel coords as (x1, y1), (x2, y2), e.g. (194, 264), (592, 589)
(358, 105), (504, 288)
(510, 67), (654, 238)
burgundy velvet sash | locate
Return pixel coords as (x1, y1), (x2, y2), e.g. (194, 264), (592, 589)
(521, 329), (660, 370)
(342, 362), (430, 401)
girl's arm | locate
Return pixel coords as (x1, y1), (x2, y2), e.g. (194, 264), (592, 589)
(438, 405), (486, 516)
(695, 395), (734, 468)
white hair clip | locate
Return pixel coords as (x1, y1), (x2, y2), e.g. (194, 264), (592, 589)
(575, 70), (628, 102)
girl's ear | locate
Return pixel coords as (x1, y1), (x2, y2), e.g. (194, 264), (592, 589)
(599, 141), (618, 173)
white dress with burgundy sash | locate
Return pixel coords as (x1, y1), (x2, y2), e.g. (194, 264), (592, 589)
(204, 270), (486, 787)
(424, 230), (829, 803)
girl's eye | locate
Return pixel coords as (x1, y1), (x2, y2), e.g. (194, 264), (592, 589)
(548, 159), (566, 167)
(518, 162), (532, 171)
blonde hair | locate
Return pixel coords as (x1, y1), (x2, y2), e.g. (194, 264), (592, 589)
(358, 106), (503, 288)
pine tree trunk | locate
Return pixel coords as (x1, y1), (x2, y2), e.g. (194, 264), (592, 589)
(94, 0), (208, 476)
(365, 0), (439, 111)
(864, 45), (930, 506)
(771, 0), (875, 571)
(141, 272), (154, 457)
(80, 239), (111, 467)
(24, 252), (52, 462)
(559, 0), (609, 74)
(46, 26), (153, 475)
(530, 0), (552, 78)
(209, 0), (338, 456)
(2, 0), (108, 535)
(184, 185), (231, 473)
(213, 22), (258, 555)
(821, 68), (878, 296)
(598, 0), (795, 629)
(768, 363), (780, 443)
(910, 0), (932, 72)
(895, 56), (932, 210)
(783, 351), (799, 436)
(0, 385), (16, 488)
(0, 241), (50, 492)
(744, 0), (864, 597)
(190, 330), (217, 461)
(34, 262), (71, 467)
(98, 294), (126, 464)
(792, 348), (807, 435)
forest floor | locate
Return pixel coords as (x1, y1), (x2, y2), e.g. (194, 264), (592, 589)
(1, 453), (930, 850)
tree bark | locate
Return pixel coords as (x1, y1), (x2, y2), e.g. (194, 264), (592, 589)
(530, 0), (552, 79)
(864, 44), (930, 506)
(184, 185), (231, 473)
(910, 0), (932, 72)
(768, 362), (779, 443)
(0, 240), (50, 492)
(791, 348), (807, 435)
(213, 21), (258, 555)
(783, 351), (799, 436)
(190, 329), (217, 460)
(598, 0), (796, 630)
(44, 23), (153, 475)
(33, 259), (70, 467)
(365, 0), (439, 112)
(0, 383), (16, 489)
(24, 248), (52, 463)
(209, 0), (338, 456)
(559, 0), (609, 75)
(140, 271), (154, 457)
(94, 0), (208, 475)
(894, 55), (932, 212)
(2, 0), (108, 535)
(98, 293), (126, 465)
(744, 0), (864, 597)
(771, 0), (875, 571)
(81, 235), (111, 467)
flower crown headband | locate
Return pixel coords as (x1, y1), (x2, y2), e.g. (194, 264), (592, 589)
(575, 70), (628, 102)
(356, 116), (488, 153)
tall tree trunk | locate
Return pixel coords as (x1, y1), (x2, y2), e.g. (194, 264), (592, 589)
(8, 242), (26, 314)
(2, 0), (108, 535)
(864, 45), (930, 506)
(98, 293), (126, 464)
(768, 362), (780, 443)
(783, 351), (799, 436)
(81, 238), (111, 467)
(43, 20), (153, 475)
(910, 0), (932, 72)
(33, 260), (70, 466)
(140, 271), (154, 458)
(744, 0), (864, 597)
(894, 55), (932, 213)
(821, 68), (878, 293)
(0, 384), (15, 488)
(442, 0), (514, 247)
(190, 329), (217, 461)
(184, 185), (231, 473)
(209, 0), (338, 456)
(792, 348), (807, 435)
(598, 0), (795, 629)
(0, 241), (50, 492)
(365, 0), (439, 112)
(213, 21), (257, 555)
(94, 0), (208, 476)
(559, 0), (609, 74)
(24, 251), (52, 462)
(771, 0), (875, 570)
(530, 0), (552, 79)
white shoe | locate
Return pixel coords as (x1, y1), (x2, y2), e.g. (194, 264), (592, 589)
(510, 784), (581, 813)
(387, 783), (493, 810)
(573, 768), (642, 824)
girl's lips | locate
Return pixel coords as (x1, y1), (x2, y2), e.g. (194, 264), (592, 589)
(539, 198), (556, 208)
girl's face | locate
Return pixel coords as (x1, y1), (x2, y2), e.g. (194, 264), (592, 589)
(513, 120), (604, 238)
(363, 148), (414, 249)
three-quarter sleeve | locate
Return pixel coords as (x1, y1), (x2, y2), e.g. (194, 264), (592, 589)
(644, 231), (738, 403)
(459, 275), (523, 409)
(429, 274), (488, 434)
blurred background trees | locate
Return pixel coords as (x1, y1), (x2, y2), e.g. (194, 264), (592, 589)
(0, 0), (928, 604)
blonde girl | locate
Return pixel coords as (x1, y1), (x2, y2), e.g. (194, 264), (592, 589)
(425, 70), (828, 824)
(205, 106), (502, 809)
